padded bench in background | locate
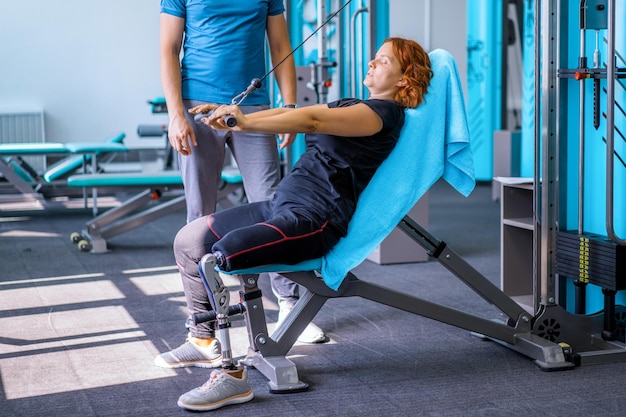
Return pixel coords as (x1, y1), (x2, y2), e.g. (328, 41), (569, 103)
(43, 133), (126, 182)
(66, 168), (244, 254)
(0, 135), (128, 203)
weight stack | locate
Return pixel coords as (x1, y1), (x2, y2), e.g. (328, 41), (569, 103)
(555, 231), (626, 291)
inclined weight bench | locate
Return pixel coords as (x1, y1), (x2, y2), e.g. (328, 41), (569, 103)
(191, 50), (579, 394)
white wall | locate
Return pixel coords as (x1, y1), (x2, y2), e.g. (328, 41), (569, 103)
(388, 0), (467, 94)
(0, 0), (167, 148)
(0, 0), (467, 149)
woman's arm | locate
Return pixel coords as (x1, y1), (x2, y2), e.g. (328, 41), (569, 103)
(188, 104), (298, 119)
(208, 102), (384, 138)
(188, 104), (305, 150)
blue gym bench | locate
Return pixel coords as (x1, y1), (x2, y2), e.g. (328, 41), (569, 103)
(66, 166), (243, 254)
(43, 133), (127, 182)
(0, 133), (127, 204)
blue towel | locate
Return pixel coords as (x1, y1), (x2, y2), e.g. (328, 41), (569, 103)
(320, 49), (476, 290)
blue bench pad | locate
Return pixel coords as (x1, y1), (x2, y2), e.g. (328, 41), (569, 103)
(65, 142), (128, 153)
(67, 172), (183, 187)
(67, 167), (243, 188)
(221, 166), (242, 184)
(220, 258), (322, 275)
(0, 143), (69, 155)
(43, 134), (128, 182)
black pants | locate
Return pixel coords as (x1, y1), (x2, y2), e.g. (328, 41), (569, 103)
(174, 201), (340, 271)
(207, 201), (340, 270)
(173, 200), (341, 338)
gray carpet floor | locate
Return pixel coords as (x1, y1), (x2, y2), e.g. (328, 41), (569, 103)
(1, 181), (625, 417)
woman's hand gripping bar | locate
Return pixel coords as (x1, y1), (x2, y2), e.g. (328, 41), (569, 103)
(190, 78), (262, 127)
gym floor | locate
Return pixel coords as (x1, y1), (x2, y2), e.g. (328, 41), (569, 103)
(1, 181), (625, 417)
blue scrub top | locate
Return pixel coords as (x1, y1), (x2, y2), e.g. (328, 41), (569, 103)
(160, 0), (286, 105)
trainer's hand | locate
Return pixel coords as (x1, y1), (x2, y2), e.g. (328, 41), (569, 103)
(278, 132), (297, 149)
(168, 115), (196, 156)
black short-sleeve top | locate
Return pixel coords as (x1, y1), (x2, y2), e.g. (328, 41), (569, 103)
(273, 98), (405, 236)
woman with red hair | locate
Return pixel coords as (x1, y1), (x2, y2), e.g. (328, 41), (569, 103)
(161, 37), (433, 412)
(183, 37), (433, 272)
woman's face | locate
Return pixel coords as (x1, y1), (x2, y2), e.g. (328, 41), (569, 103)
(363, 42), (405, 99)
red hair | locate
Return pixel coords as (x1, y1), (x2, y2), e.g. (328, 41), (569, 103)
(385, 37), (433, 108)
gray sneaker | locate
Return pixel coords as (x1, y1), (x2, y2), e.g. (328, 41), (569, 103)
(154, 337), (222, 368)
(177, 368), (254, 411)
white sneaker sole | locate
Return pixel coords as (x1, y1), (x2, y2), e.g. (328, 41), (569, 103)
(177, 390), (254, 411)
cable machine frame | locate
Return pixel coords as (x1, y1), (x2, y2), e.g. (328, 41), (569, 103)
(532, 0), (626, 365)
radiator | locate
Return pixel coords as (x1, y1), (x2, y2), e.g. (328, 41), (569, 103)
(0, 110), (46, 172)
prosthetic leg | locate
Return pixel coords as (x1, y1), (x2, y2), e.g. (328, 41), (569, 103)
(197, 254), (310, 393)
(197, 253), (243, 370)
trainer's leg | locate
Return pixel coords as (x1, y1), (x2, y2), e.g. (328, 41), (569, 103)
(180, 99), (229, 223)
(229, 105), (281, 204)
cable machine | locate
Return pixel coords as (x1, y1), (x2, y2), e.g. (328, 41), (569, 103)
(533, 0), (626, 364)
